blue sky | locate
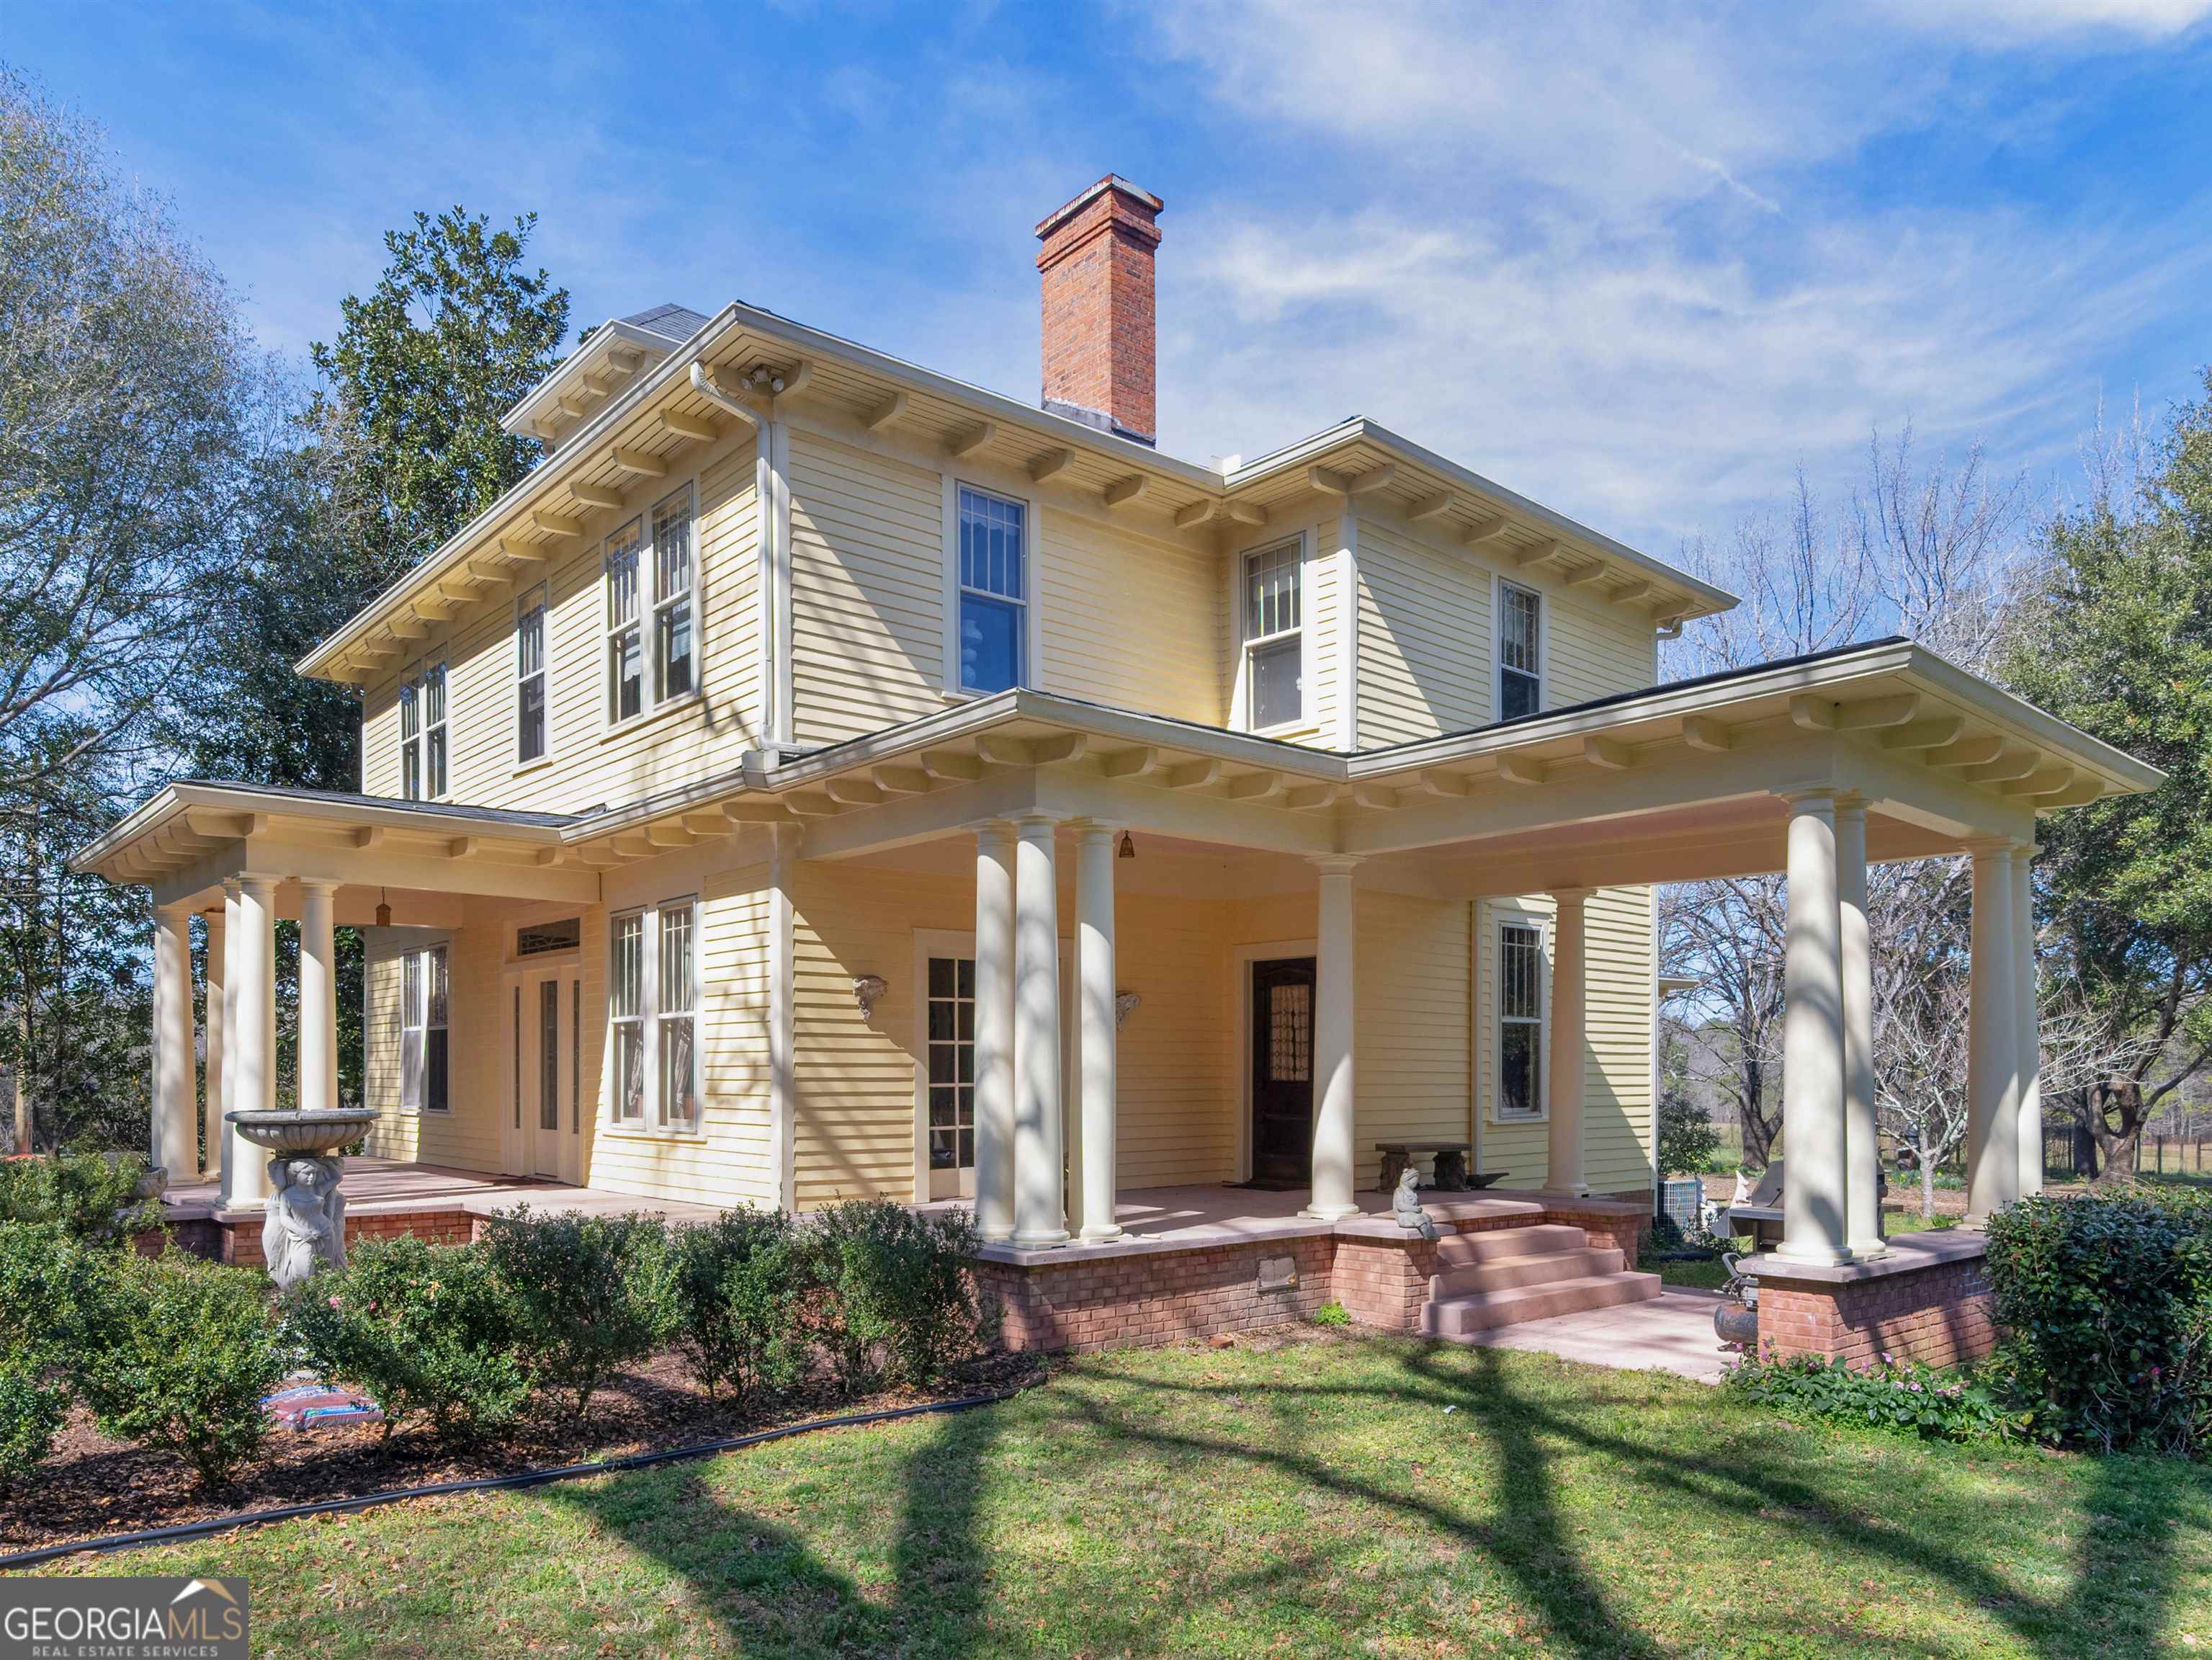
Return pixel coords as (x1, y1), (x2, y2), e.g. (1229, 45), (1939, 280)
(14, 1), (2212, 555)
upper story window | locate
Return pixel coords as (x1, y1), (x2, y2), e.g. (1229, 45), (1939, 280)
(400, 663), (447, 800)
(604, 518), (644, 724)
(516, 584), (547, 766)
(653, 486), (695, 702)
(609, 898), (699, 1134)
(1496, 919), (1544, 1121)
(956, 485), (1026, 695)
(1499, 581), (1541, 720)
(1241, 539), (1303, 731)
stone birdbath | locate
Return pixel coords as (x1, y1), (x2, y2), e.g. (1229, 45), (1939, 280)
(225, 1107), (378, 1290)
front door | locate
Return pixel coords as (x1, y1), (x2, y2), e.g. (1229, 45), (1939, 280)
(523, 968), (578, 1181)
(1250, 958), (1316, 1187)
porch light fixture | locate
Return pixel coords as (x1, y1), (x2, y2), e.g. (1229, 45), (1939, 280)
(375, 888), (391, 929)
(1115, 991), (1142, 1027)
(1118, 831), (1136, 860)
(853, 974), (889, 1026)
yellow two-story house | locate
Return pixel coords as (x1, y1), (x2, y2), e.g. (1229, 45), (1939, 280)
(82, 178), (2154, 1330)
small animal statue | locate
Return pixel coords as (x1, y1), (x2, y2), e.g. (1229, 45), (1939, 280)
(262, 1156), (348, 1290)
(1393, 1164), (1439, 1241)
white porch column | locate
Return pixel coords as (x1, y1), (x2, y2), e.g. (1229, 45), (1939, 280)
(972, 823), (1018, 1241)
(1835, 797), (1885, 1257)
(1543, 888), (1590, 1197)
(1074, 824), (1122, 1241)
(216, 882), (241, 1201)
(199, 903), (225, 1178)
(298, 878), (340, 1116)
(1779, 790), (1853, 1265)
(1304, 856), (1363, 1221)
(151, 902), (194, 1179)
(2014, 845), (2044, 1200)
(1011, 816), (1067, 1247)
(1964, 841), (2021, 1226)
(224, 874), (279, 1210)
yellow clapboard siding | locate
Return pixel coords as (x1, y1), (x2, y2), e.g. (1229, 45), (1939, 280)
(1038, 509), (1221, 726)
(1353, 517), (1491, 746)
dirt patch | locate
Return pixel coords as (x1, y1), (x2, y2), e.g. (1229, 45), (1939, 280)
(1, 1348), (1045, 1557)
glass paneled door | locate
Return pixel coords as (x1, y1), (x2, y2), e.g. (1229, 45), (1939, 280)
(519, 965), (582, 1182)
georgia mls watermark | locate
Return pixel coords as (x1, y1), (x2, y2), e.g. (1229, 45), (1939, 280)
(1, 1577), (248, 1660)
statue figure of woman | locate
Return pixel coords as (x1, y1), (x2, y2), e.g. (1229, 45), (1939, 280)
(261, 1156), (347, 1288)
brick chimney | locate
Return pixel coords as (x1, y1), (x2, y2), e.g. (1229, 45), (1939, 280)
(1035, 176), (1163, 447)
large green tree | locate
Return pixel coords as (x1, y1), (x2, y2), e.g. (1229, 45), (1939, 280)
(2004, 375), (2212, 1180)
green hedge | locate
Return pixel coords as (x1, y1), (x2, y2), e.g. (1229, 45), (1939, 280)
(1983, 1190), (2212, 1458)
(0, 1146), (163, 1241)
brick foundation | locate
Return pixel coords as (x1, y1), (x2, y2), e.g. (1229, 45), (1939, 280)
(974, 1235), (1333, 1352)
(1748, 1231), (1995, 1370)
(157, 1206), (478, 1267)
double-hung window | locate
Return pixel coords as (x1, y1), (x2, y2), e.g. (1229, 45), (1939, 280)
(604, 519), (644, 724)
(1497, 920), (1545, 1121)
(399, 664), (447, 800)
(399, 944), (449, 1113)
(1241, 539), (1303, 730)
(652, 486), (695, 702)
(608, 899), (699, 1133)
(516, 584), (547, 765)
(924, 955), (977, 1174)
(955, 485), (1026, 694)
(1499, 581), (1542, 720)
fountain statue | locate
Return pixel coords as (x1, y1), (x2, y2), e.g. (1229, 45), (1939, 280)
(224, 1107), (377, 1290)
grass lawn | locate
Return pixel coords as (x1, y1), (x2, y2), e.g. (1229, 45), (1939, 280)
(17, 1331), (2211, 1658)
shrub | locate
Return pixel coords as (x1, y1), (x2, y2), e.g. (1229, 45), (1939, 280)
(668, 1209), (807, 1402)
(1657, 1087), (1719, 1179)
(0, 1352), (68, 1494)
(286, 1235), (527, 1442)
(1309, 1301), (1351, 1328)
(1982, 1191), (2212, 1457)
(0, 1145), (162, 1241)
(479, 1207), (677, 1418)
(807, 1200), (984, 1393)
(66, 1254), (286, 1489)
(0, 1221), (106, 1357)
(1724, 1349), (2026, 1445)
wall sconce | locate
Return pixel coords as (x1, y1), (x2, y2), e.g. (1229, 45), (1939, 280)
(853, 975), (889, 1026)
(1115, 991), (1142, 1027)
(1118, 830), (1136, 860)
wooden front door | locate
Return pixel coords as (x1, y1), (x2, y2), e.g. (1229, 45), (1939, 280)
(1250, 958), (1317, 1187)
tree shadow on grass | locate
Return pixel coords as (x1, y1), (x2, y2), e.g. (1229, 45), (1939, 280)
(546, 1400), (1003, 1659)
(1072, 1338), (2211, 1659)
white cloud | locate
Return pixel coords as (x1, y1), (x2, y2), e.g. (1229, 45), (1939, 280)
(1879, 0), (2212, 42)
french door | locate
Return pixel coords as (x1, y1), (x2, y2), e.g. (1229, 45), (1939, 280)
(516, 966), (581, 1182)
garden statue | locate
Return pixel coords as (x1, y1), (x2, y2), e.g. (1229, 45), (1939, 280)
(263, 1156), (347, 1288)
(225, 1105), (377, 1289)
(1393, 1165), (1439, 1241)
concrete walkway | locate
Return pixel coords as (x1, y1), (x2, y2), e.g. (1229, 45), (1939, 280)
(1452, 1288), (1739, 1383)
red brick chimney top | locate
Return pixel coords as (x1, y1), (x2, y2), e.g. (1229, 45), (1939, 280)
(1035, 176), (1164, 446)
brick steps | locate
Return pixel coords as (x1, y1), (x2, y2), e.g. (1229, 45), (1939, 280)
(1418, 1221), (1662, 1339)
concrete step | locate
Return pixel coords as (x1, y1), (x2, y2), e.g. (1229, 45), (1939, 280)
(1419, 1270), (1665, 1337)
(1433, 1223), (1589, 1268)
(1430, 1245), (1626, 1298)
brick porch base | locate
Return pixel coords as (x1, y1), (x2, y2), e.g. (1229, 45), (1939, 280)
(1745, 1230), (1996, 1369)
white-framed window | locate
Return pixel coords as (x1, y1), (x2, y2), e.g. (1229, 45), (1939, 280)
(604, 517), (645, 726)
(516, 584), (547, 765)
(400, 943), (449, 1113)
(1241, 537), (1303, 730)
(607, 898), (699, 1133)
(924, 954), (976, 1174)
(399, 662), (447, 800)
(1496, 919), (1546, 1121)
(954, 483), (1026, 694)
(1498, 581), (1542, 720)
(651, 484), (696, 704)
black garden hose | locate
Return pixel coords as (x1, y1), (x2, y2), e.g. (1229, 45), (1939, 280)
(0, 1387), (1023, 1572)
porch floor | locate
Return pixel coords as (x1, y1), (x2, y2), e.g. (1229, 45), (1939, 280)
(160, 1156), (729, 1227)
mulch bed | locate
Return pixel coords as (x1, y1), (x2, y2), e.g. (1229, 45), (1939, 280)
(1, 1347), (1047, 1556)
